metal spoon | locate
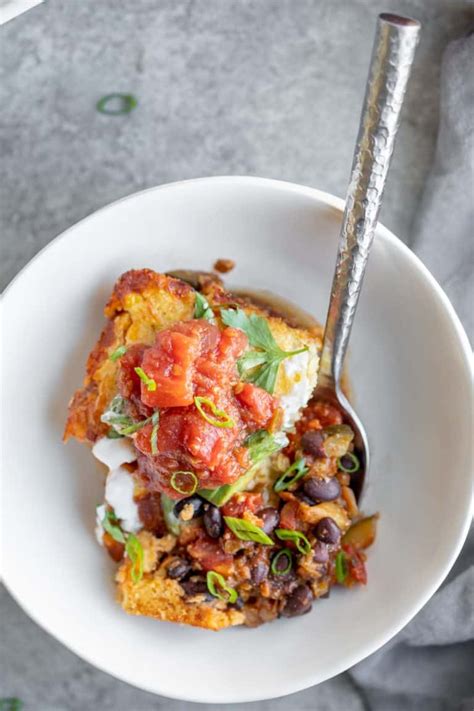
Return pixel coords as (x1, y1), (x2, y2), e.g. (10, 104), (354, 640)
(314, 13), (420, 497)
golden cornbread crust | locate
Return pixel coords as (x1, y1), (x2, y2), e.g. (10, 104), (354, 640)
(64, 269), (322, 444)
(117, 565), (245, 630)
(116, 531), (244, 630)
(64, 270), (196, 442)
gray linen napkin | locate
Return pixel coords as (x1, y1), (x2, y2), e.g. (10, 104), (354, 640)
(412, 33), (474, 342)
(346, 34), (474, 711)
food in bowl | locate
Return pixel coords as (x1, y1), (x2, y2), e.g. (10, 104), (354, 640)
(64, 268), (377, 630)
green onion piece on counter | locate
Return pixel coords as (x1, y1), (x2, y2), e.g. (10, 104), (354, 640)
(96, 93), (137, 115)
(335, 550), (348, 583)
(134, 366), (157, 392)
(270, 548), (293, 576)
(125, 533), (144, 583)
(194, 291), (215, 321)
(102, 509), (126, 544)
(274, 457), (308, 492)
(170, 470), (198, 496)
(206, 570), (238, 603)
(275, 528), (311, 555)
(220, 307), (309, 394)
(109, 345), (127, 362)
(0, 700), (23, 711)
(194, 396), (235, 429)
(337, 452), (360, 473)
(224, 516), (274, 545)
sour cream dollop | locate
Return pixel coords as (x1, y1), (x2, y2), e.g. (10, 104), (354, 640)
(279, 350), (314, 430)
(93, 437), (141, 542)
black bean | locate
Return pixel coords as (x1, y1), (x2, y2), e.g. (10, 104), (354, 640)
(314, 517), (341, 544)
(203, 504), (224, 538)
(229, 596), (244, 610)
(281, 584), (313, 617)
(260, 507), (280, 534)
(174, 495), (204, 520)
(295, 490), (316, 506)
(303, 476), (341, 503)
(180, 577), (211, 599)
(251, 560), (269, 585)
(167, 557), (192, 580)
(301, 430), (325, 457)
(313, 541), (329, 563)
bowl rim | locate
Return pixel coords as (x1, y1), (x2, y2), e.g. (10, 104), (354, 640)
(1, 175), (473, 703)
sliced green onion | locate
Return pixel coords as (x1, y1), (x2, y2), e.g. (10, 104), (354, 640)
(206, 570), (238, 603)
(161, 494), (181, 535)
(106, 428), (124, 439)
(150, 411), (160, 455)
(244, 428), (282, 463)
(0, 700), (23, 711)
(109, 345), (127, 362)
(270, 548), (293, 576)
(100, 395), (131, 428)
(134, 366), (157, 392)
(224, 516), (273, 545)
(97, 93), (137, 115)
(274, 457), (308, 493)
(275, 528), (311, 555)
(120, 415), (152, 436)
(170, 470), (198, 496)
(337, 452), (360, 473)
(102, 509), (126, 544)
(125, 533), (144, 583)
(335, 550), (348, 583)
(194, 396), (235, 429)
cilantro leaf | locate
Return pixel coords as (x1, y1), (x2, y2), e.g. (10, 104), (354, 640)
(194, 292), (215, 322)
(220, 308), (308, 393)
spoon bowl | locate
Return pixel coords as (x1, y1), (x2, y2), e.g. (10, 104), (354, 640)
(312, 381), (369, 500)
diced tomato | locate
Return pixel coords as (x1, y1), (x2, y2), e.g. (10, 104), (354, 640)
(222, 492), (264, 518)
(342, 544), (368, 585)
(140, 328), (203, 408)
(187, 533), (234, 575)
(198, 455), (243, 489)
(183, 405), (241, 466)
(235, 383), (279, 428)
(102, 531), (125, 562)
(279, 500), (304, 530)
(311, 401), (343, 428)
(218, 327), (248, 362)
(134, 411), (186, 456)
(136, 492), (166, 536)
(118, 344), (147, 399)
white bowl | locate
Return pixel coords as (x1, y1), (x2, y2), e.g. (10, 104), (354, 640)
(1, 177), (472, 704)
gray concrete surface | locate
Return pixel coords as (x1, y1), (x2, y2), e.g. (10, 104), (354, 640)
(1, 1), (472, 710)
